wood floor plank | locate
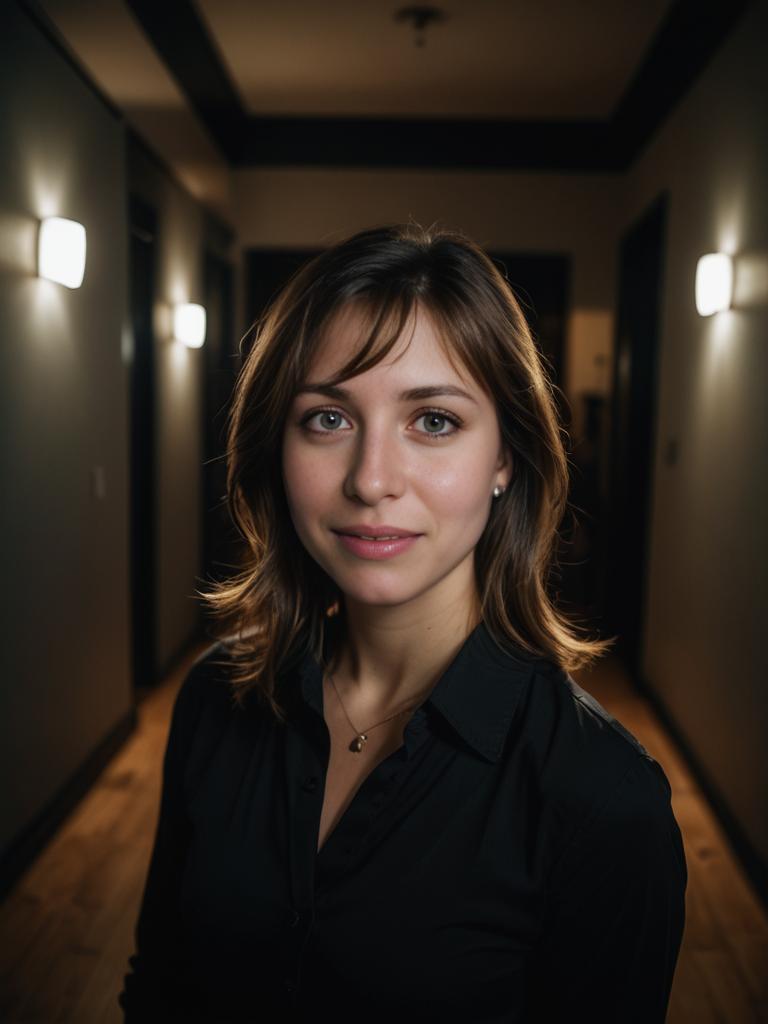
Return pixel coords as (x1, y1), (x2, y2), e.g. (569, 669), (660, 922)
(691, 947), (760, 1024)
(0, 643), (203, 1024)
(666, 947), (724, 1024)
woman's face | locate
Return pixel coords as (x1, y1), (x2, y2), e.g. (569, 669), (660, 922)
(282, 302), (511, 615)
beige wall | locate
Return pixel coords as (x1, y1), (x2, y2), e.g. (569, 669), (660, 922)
(621, 0), (768, 864)
(0, 3), (130, 852)
(231, 166), (623, 440)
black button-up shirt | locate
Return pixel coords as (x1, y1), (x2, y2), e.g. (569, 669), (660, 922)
(119, 618), (687, 1022)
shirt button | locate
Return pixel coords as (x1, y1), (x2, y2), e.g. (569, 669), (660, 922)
(286, 909), (301, 927)
(301, 775), (318, 792)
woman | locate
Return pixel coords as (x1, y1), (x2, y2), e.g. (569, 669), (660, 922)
(119, 223), (687, 1022)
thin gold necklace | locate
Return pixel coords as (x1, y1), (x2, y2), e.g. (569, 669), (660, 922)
(325, 668), (431, 753)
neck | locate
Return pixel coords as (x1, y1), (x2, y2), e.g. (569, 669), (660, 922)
(327, 583), (482, 717)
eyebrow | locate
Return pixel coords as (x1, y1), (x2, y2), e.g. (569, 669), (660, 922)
(295, 383), (478, 405)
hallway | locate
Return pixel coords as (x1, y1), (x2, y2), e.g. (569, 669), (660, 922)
(1, 649), (765, 1023)
(3, 0), (768, 1019)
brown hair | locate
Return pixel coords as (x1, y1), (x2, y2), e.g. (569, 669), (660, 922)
(199, 222), (614, 721)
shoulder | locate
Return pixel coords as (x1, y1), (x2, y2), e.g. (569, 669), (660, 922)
(169, 638), (238, 732)
(517, 656), (675, 855)
(530, 656), (656, 762)
(180, 638), (232, 691)
(521, 655), (657, 761)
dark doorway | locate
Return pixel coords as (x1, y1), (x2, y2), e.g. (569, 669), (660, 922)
(201, 251), (241, 589)
(128, 195), (158, 688)
(603, 192), (669, 673)
(489, 252), (571, 427)
(244, 248), (322, 349)
(245, 247), (570, 398)
(491, 252), (597, 621)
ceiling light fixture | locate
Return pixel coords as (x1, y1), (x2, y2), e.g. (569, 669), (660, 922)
(394, 5), (446, 48)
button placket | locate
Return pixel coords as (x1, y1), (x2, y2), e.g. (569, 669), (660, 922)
(283, 716), (325, 949)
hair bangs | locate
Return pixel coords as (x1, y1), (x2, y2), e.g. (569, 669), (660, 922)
(304, 289), (484, 402)
(304, 290), (417, 391)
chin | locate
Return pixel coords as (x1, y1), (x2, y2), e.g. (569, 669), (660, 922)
(333, 572), (425, 608)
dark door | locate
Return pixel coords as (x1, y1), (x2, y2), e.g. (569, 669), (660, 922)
(245, 247), (570, 395)
(244, 248), (322, 352)
(489, 252), (571, 422)
(490, 252), (593, 617)
(128, 196), (158, 688)
(604, 192), (669, 673)
(201, 251), (242, 589)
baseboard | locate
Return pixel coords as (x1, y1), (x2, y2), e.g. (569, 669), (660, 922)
(0, 705), (137, 903)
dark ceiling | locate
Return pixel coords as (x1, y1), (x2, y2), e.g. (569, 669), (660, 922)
(122, 0), (752, 171)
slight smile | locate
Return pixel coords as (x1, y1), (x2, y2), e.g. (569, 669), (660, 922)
(331, 530), (423, 561)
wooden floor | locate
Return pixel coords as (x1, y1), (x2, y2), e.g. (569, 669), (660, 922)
(1, 646), (766, 1023)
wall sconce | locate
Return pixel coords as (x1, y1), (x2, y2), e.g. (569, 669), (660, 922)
(173, 303), (206, 348)
(38, 216), (86, 288)
(695, 252), (733, 316)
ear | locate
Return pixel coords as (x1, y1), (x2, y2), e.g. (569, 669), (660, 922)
(496, 445), (513, 489)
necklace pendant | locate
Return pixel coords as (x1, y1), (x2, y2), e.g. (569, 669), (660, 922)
(349, 734), (368, 753)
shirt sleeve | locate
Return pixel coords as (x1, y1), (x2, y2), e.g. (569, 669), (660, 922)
(118, 652), (215, 1022)
(528, 754), (688, 1023)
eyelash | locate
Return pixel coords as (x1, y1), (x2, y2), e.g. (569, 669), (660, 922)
(299, 405), (463, 441)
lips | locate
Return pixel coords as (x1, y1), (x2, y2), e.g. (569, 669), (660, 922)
(333, 526), (420, 539)
(338, 532), (409, 541)
(333, 531), (421, 560)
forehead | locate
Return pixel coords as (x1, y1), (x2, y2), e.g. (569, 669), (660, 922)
(306, 301), (474, 389)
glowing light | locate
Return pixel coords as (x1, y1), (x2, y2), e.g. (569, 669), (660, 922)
(173, 303), (206, 348)
(695, 253), (733, 316)
(38, 217), (86, 288)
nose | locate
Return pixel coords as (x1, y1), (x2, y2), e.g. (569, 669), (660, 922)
(343, 420), (406, 504)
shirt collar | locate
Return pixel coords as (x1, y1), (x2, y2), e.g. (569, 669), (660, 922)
(294, 618), (535, 764)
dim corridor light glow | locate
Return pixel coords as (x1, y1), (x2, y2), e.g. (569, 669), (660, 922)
(38, 217), (86, 288)
(695, 253), (733, 316)
(173, 303), (206, 347)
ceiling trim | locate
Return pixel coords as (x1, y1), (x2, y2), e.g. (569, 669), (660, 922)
(125, 0), (754, 172)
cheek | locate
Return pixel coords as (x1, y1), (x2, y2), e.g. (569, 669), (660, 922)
(282, 437), (335, 519)
(421, 457), (493, 522)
